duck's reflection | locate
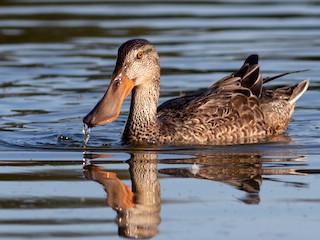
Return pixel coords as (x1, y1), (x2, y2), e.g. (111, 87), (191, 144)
(159, 153), (306, 204)
(83, 151), (306, 238)
(83, 152), (160, 239)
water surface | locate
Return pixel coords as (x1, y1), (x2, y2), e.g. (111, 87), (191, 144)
(0, 0), (320, 239)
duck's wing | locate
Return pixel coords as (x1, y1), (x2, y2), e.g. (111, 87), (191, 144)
(157, 55), (266, 142)
(157, 54), (262, 116)
(157, 82), (266, 144)
(157, 54), (308, 143)
(209, 54), (262, 98)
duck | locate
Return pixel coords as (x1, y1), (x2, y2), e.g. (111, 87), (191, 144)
(83, 38), (309, 145)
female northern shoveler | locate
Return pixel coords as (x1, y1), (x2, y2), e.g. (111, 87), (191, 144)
(83, 39), (309, 145)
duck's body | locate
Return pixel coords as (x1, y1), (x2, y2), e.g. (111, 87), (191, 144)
(83, 39), (309, 145)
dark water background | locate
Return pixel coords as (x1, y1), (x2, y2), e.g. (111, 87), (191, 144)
(0, 0), (320, 239)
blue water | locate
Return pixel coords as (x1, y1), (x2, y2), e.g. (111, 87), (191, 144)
(0, 0), (320, 239)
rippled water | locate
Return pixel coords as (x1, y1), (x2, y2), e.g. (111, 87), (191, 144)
(0, 0), (320, 239)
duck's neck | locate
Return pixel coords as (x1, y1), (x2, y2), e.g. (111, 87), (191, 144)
(122, 77), (160, 143)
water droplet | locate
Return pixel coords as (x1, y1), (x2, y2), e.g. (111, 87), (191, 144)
(57, 135), (71, 142)
(82, 157), (91, 166)
(82, 123), (91, 147)
(189, 163), (200, 176)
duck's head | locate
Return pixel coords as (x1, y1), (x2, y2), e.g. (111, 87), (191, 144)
(83, 39), (160, 127)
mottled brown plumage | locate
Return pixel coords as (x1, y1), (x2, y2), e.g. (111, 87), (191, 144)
(83, 39), (309, 145)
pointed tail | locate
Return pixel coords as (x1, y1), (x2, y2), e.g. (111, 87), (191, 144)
(288, 79), (309, 106)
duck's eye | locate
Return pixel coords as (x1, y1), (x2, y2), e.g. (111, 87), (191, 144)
(137, 51), (144, 59)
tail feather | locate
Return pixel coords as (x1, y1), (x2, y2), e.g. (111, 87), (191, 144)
(288, 79), (309, 105)
(263, 69), (309, 84)
(210, 55), (309, 104)
(236, 54), (263, 97)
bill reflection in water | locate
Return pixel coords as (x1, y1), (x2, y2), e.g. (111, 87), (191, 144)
(83, 152), (161, 239)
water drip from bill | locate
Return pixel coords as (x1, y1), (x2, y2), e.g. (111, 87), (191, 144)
(82, 123), (91, 147)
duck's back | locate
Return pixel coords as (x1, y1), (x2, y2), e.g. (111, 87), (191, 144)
(157, 85), (266, 144)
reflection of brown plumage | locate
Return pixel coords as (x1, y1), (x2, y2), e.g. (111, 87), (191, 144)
(159, 153), (307, 204)
(83, 152), (160, 239)
(83, 39), (309, 145)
